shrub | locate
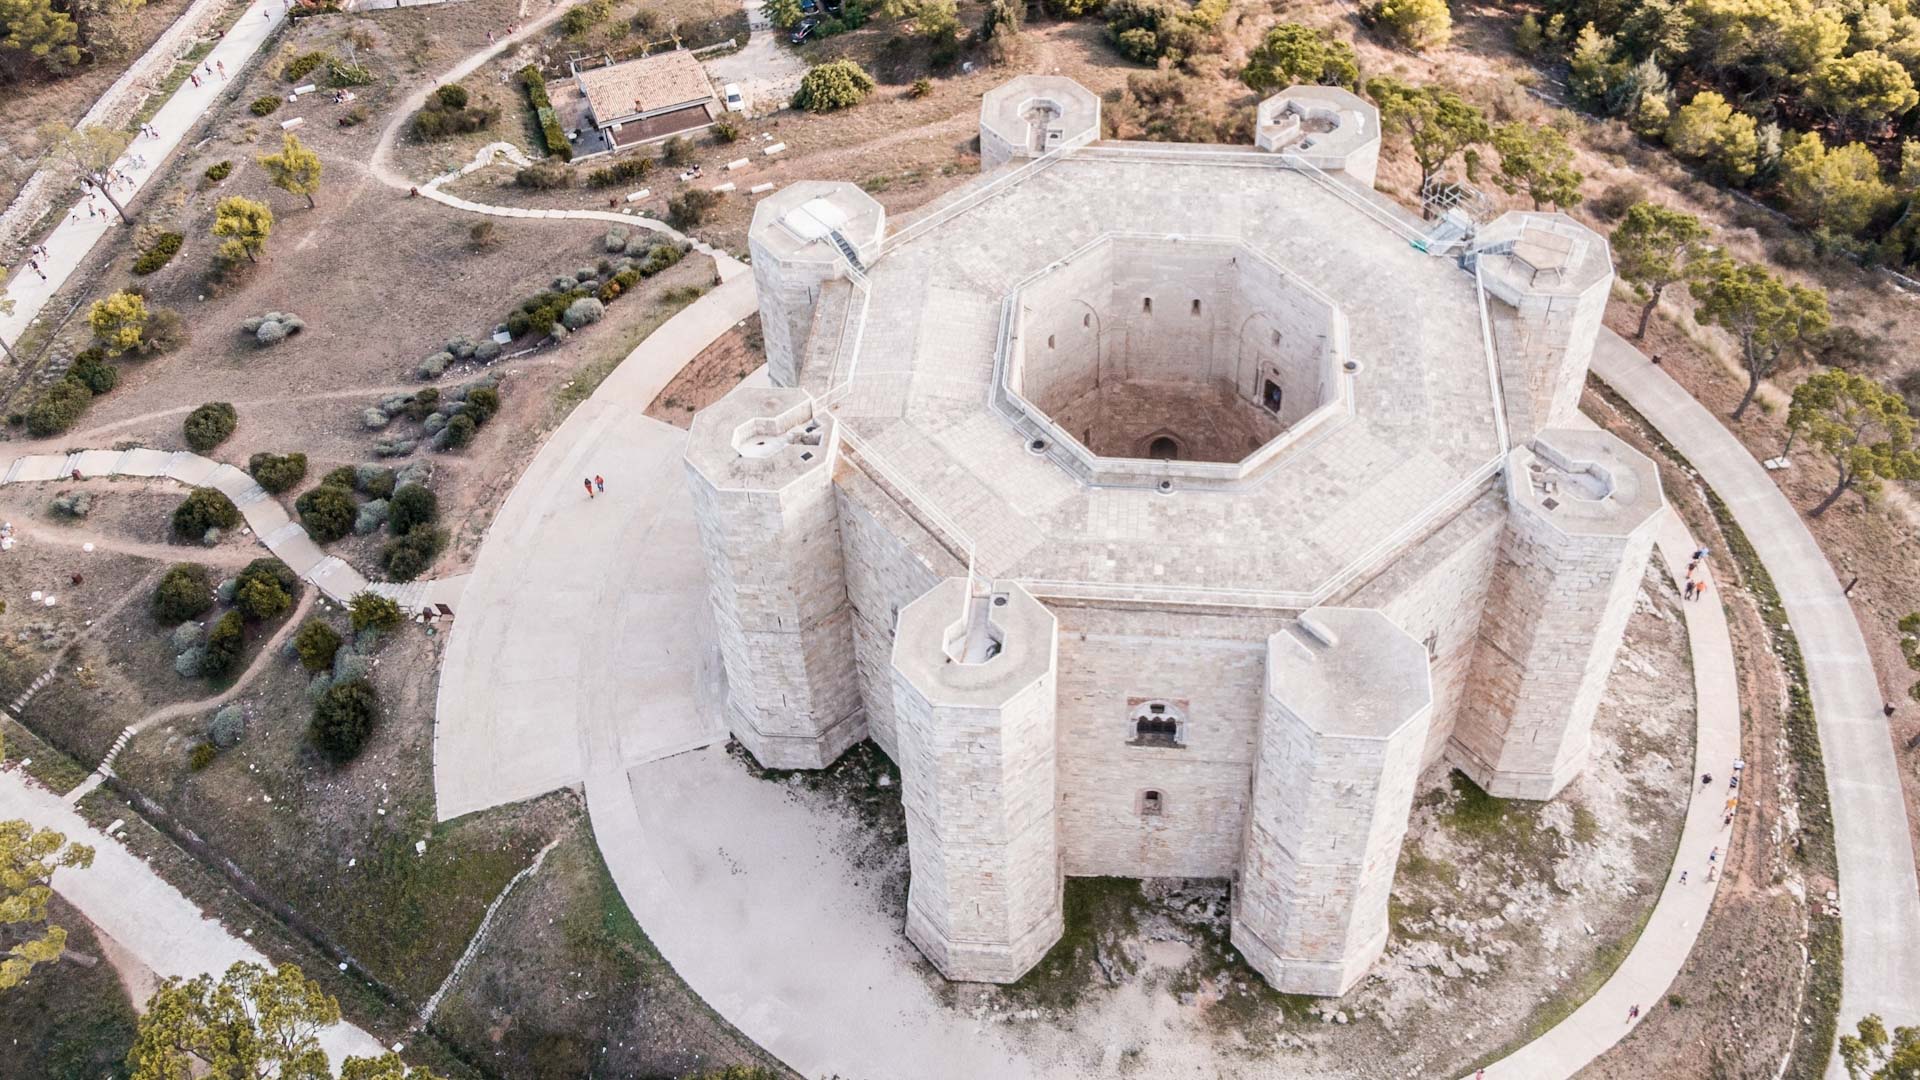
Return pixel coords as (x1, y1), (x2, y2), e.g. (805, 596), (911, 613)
(662, 136), (694, 166)
(1371, 0), (1450, 50)
(560, 0), (611, 33)
(170, 621), (204, 653)
(562, 297), (605, 329)
(441, 413), (477, 449)
(354, 499), (390, 535)
(234, 569), (293, 622)
(327, 61), (372, 87)
(66, 349), (117, 394)
(515, 164), (572, 189)
(172, 488), (241, 539)
(284, 50), (332, 81)
(469, 221), (497, 251)
(712, 119), (741, 143)
(294, 620), (342, 672)
(417, 351), (452, 379)
(434, 83), (469, 110)
(24, 380), (91, 437)
(153, 563), (216, 622)
(49, 491), (92, 518)
(189, 743), (218, 770)
(388, 483), (438, 536)
(354, 464), (397, 498)
(793, 60), (875, 112)
(208, 704), (245, 748)
(201, 611), (246, 679)
(587, 157), (652, 187)
(640, 242), (684, 275)
(669, 188), (722, 228)
(910, 77), (933, 98)
(138, 308), (189, 356)
(247, 451), (307, 493)
(131, 231), (184, 274)
(242, 311), (304, 346)
(414, 90), (499, 138)
(349, 592), (405, 632)
(183, 402), (237, 452)
(519, 65), (572, 161)
(204, 161), (233, 183)
(323, 465), (358, 489)
(88, 291), (148, 353)
(382, 527), (446, 581)
(310, 679), (381, 763)
(175, 647), (207, 678)
(465, 386), (500, 422)
(296, 484), (357, 544)
(250, 95), (283, 116)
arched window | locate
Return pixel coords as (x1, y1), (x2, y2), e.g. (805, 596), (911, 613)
(1140, 790), (1164, 816)
(1129, 700), (1186, 747)
(1148, 436), (1178, 460)
(1142, 297), (1153, 314)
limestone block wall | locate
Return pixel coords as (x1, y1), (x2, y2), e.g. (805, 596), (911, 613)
(1014, 243), (1114, 415)
(1050, 604), (1291, 879)
(1232, 609), (1432, 996)
(1474, 213), (1613, 443)
(1106, 244), (1241, 386)
(1454, 429), (1664, 798)
(750, 243), (846, 388)
(684, 386), (864, 769)
(1339, 487), (1506, 767)
(746, 182), (887, 388)
(893, 580), (1064, 983)
(1227, 251), (1340, 426)
(835, 467), (961, 758)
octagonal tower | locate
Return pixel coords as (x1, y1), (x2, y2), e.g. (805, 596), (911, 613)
(747, 181), (885, 388)
(1455, 427), (1666, 798)
(892, 579), (1064, 983)
(1253, 85), (1382, 187)
(1473, 212), (1614, 443)
(979, 74), (1101, 172)
(685, 382), (863, 769)
(1232, 608), (1433, 995)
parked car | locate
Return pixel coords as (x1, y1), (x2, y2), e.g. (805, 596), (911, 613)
(789, 17), (816, 43)
(723, 83), (745, 113)
(799, 0), (819, 12)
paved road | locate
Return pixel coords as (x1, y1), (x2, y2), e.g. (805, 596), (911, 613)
(0, 0), (287, 345)
(431, 276), (754, 821)
(0, 769), (386, 1065)
(1593, 328), (1920, 1076)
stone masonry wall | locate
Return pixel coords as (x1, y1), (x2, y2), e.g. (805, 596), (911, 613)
(686, 458), (864, 768)
(1050, 603), (1291, 878)
(1340, 487), (1505, 766)
(834, 467), (960, 758)
(748, 242), (842, 387)
(1453, 497), (1658, 798)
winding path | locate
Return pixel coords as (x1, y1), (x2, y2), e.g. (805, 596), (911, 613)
(1592, 329), (1920, 1076)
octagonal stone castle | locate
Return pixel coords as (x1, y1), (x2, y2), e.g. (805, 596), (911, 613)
(683, 76), (1665, 995)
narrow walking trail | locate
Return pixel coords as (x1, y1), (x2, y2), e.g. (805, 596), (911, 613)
(0, 769), (386, 1065)
(1593, 327), (1920, 1076)
(0, 0), (288, 344)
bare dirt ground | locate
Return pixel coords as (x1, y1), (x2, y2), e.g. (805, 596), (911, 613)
(0, 0), (199, 211)
(733, 575), (1692, 1079)
(644, 314), (763, 428)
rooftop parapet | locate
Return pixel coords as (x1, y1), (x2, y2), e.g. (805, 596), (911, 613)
(1254, 85), (1381, 187)
(979, 75), (1101, 172)
(1507, 427), (1665, 540)
(684, 384), (838, 493)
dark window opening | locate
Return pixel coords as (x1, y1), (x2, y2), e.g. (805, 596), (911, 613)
(1141, 790), (1164, 816)
(1142, 297), (1152, 314)
(1083, 312), (1091, 328)
(1048, 334), (1056, 349)
(1191, 298), (1201, 315)
(1134, 715), (1180, 746)
(1262, 379), (1283, 413)
(1148, 436), (1178, 460)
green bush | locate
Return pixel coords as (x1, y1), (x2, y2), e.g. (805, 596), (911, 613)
(152, 563), (215, 623)
(662, 136), (694, 166)
(189, 743), (218, 770)
(131, 231), (184, 274)
(284, 50), (333, 80)
(560, 0), (612, 32)
(414, 95), (500, 138)
(668, 189), (721, 228)
(712, 119), (741, 143)
(442, 412), (476, 449)
(388, 483), (438, 535)
(515, 164), (573, 189)
(434, 83), (469, 109)
(293, 620), (342, 672)
(349, 592), (405, 632)
(296, 483), (357, 544)
(519, 65), (572, 161)
(171, 488), (241, 539)
(793, 60), (875, 112)
(587, 156), (652, 187)
(65, 348), (117, 394)
(382, 527), (445, 581)
(247, 451), (307, 493)
(250, 95), (283, 116)
(233, 558), (296, 621)
(465, 386), (501, 423)
(204, 161), (233, 182)
(183, 402), (237, 452)
(25, 379), (92, 437)
(209, 704), (245, 748)
(327, 61), (372, 87)
(355, 464), (396, 498)
(311, 678), (381, 763)
(201, 611), (246, 679)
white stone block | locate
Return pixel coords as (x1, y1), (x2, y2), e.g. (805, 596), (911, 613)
(280, 117), (304, 130)
(726, 157), (751, 171)
(750, 182), (775, 194)
(625, 188), (650, 202)
(712, 182), (736, 193)
(763, 142), (787, 155)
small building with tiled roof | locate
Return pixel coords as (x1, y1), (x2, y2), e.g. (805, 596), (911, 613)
(571, 49), (718, 149)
